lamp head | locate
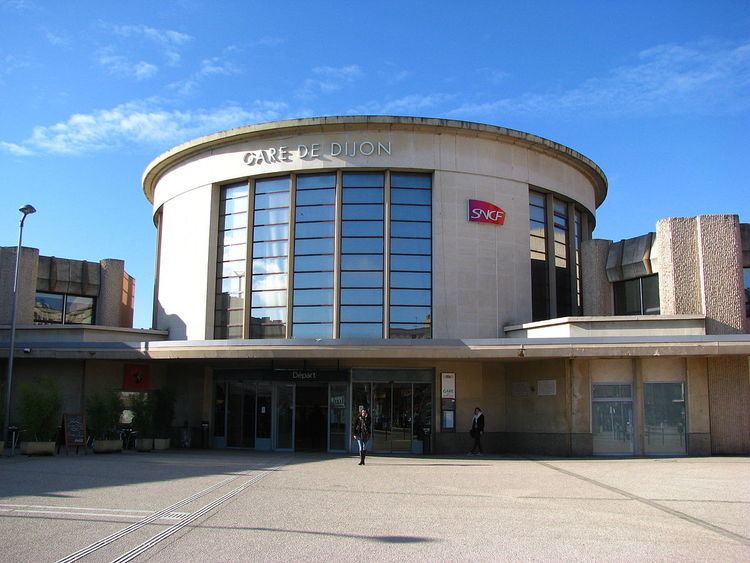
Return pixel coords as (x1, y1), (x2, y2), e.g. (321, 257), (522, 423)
(19, 204), (36, 216)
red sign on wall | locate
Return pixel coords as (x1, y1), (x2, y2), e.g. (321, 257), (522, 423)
(123, 364), (151, 391)
(467, 199), (506, 225)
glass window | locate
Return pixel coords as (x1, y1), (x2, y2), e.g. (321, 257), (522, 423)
(292, 306), (333, 323)
(253, 208), (289, 225)
(390, 238), (431, 255)
(254, 192), (289, 209)
(390, 289), (431, 306)
(64, 296), (95, 324)
(253, 241), (288, 258)
(391, 189), (431, 205)
(391, 205), (432, 222)
(614, 275), (660, 315)
(391, 255), (431, 272)
(293, 289), (334, 306)
(219, 260), (246, 278)
(293, 323), (333, 338)
(390, 306), (431, 324)
(253, 224), (289, 242)
(223, 183), (249, 199)
(255, 176), (290, 193)
(252, 273), (287, 290)
(296, 206), (335, 222)
(251, 290), (287, 308)
(296, 189), (335, 206)
(342, 172), (384, 187)
(221, 213), (248, 230)
(219, 229), (246, 246)
(341, 288), (383, 305)
(529, 191), (549, 321)
(295, 222), (335, 239)
(252, 257), (287, 275)
(391, 173), (432, 188)
(390, 272), (431, 289)
(342, 204), (384, 220)
(34, 292), (65, 324)
(342, 189), (384, 204)
(339, 323), (383, 338)
(342, 237), (383, 254)
(390, 324), (431, 339)
(340, 254), (383, 271)
(342, 221), (383, 237)
(251, 322), (286, 338)
(222, 196), (248, 215)
(294, 255), (334, 272)
(391, 221), (431, 238)
(297, 173), (336, 189)
(250, 307), (287, 322)
(592, 384), (634, 455)
(341, 271), (383, 288)
(294, 238), (335, 255)
(340, 306), (383, 322)
(294, 272), (334, 289)
(642, 275), (660, 314)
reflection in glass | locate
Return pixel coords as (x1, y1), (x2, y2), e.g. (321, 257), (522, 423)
(644, 382), (686, 455)
(276, 384), (294, 449)
(592, 383), (634, 454)
(292, 323), (333, 338)
(34, 292), (64, 323)
(339, 323), (383, 338)
(340, 306), (383, 322)
(216, 181), (248, 338)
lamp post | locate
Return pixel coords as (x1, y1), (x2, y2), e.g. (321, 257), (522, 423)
(4, 204), (36, 455)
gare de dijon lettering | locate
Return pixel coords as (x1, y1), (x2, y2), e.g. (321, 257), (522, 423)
(243, 140), (392, 166)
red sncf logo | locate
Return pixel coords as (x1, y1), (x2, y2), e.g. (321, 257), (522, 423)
(467, 199), (506, 225)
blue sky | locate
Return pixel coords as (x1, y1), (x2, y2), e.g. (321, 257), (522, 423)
(1, 1), (748, 329)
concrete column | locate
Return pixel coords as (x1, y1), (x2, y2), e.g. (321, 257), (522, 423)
(656, 217), (702, 316)
(97, 259), (126, 327)
(0, 246), (39, 325)
(581, 239), (612, 316)
(570, 359), (592, 455)
(686, 357), (711, 455)
(696, 215), (745, 334)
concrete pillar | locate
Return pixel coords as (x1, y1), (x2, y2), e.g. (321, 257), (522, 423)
(656, 217), (702, 315)
(695, 215), (745, 334)
(686, 358), (711, 455)
(570, 359), (592, 455)
(97, 259), (126, 327)
(581, 239), (613, 316)
(0, 246), (39, 325)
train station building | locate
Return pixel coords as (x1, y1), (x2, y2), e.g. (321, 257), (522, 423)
(2, 116), (749, 456)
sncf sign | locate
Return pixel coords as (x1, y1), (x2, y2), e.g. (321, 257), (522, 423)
(467, 199), (506, 226)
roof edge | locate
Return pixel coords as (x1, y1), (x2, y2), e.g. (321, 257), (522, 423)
(141, 115), (608, 206)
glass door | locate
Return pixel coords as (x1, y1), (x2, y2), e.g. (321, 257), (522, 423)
(391, 384), (412, 452)
(329, 383), (348, 451)
(371, 383), (391, 452)
(256, 383), (272, 450)
(644, 382), (686, 455)
(592, 383), (634, 455)
(275, 384), (294, 450)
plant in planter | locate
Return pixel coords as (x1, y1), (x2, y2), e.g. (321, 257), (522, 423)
(130, 393), (155, 451)
(86, 391), (123, 453)
(152, 388), (176, 450)
(19, 378), (61, 455)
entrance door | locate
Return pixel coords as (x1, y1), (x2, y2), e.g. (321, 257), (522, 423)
(365, 382), (420, 453)
(295, 385), (328, 451)
(226, 382), (256, 448)
(592, 383), (634, 454)
(275, 384), (294, 450)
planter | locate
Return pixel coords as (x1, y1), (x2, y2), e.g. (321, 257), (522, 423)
(93, 439), (122, 453)
(135, 438), (154, 452)
(153, 438), (171, 450)
(20, 441), (56, 456)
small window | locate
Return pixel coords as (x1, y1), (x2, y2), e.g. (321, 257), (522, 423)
(614, 275), (660, 315)
(34, 292), (95, 325)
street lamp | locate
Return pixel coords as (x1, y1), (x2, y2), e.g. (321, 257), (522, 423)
(4, 204), (36, 455)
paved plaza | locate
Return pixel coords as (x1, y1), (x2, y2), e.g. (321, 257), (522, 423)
(0, 450), (748, 561)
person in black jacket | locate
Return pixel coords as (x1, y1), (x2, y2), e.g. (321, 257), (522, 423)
(469, 407), (485, 455)
(353, 408), (371, 466)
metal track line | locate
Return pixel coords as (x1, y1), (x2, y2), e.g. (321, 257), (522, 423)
(55, 471), (247, 563)
(110, 465), (281, 563)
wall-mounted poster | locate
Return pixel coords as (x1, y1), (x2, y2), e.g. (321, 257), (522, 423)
(537, 379), (557, 396)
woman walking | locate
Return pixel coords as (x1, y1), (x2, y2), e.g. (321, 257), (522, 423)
(353, 408), (371, 465)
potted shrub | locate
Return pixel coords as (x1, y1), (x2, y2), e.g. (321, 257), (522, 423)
(130, 393), (155, 451)
(152, 388), (176, 450)
(86, 391), (123, 453)
(19, 378), (61, 455)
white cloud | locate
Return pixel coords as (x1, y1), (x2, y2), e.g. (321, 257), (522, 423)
(1, 54), (29, 76)
(98, 50), (158, 80)
(9, 100), (288, 155)
(44, 30), (69, 46)
(104, 23), (192, 68)
(198, 57), (241, 77)
(450, 39), (750, 119)
(349, 93), (456, 115)
(0, 141), (33, 156)
(297, 64), (363, 99)
(251, 36), (285, 47)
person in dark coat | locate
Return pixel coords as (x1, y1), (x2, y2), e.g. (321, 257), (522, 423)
(469, 407), (485, 455)
(353, 408), (371, 465)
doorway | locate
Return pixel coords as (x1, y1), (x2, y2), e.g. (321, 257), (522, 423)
(295, 385), (328, 451)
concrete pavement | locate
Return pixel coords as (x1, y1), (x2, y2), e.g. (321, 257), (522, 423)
(0, 451), (748, 561)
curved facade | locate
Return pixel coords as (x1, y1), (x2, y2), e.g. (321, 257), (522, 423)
(144, 116), (607, 341)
